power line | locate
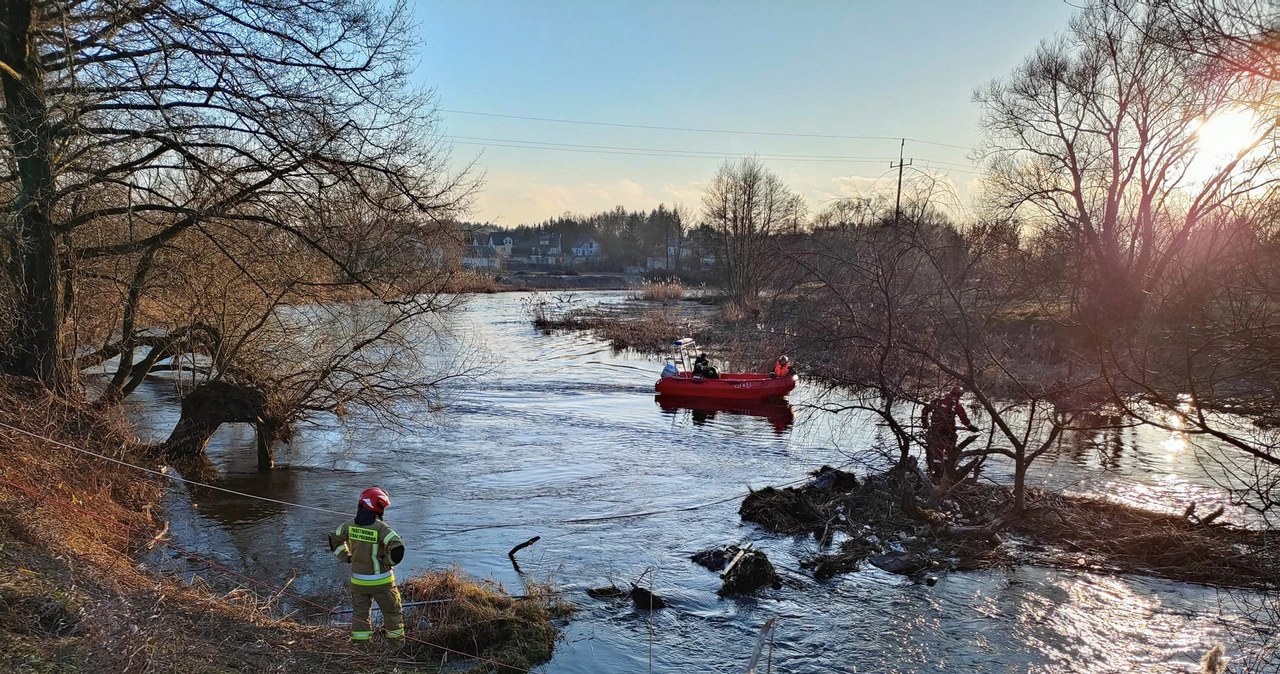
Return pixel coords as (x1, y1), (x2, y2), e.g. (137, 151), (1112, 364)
(448, 135), (901, 161)
(442, 108), (977, 151)
(0, 420), (352, 517)
(450, 138), (983, 174)
(893, 139), (914, 226)
(451, 140), (892, 164)
(0, 420), (850, 537)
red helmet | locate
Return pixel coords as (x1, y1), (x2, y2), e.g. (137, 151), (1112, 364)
(949, 385), (964, 398)
(358, 487), (391, 514)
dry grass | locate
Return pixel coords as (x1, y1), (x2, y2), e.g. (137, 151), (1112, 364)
(525, 291), (705, 354)
(0, 375), (420, 673)
(720, 298), (762, 323)
(0, 375), (571, 673)
(634, 278), (685, 303)
(445, 270), (506, 294)
(592, 309), (691, 353)
(401, 568), (574, 673)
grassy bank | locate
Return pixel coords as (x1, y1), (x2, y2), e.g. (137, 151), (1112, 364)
(0, 376), (569, 673)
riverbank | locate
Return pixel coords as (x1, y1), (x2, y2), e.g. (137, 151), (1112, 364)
(0, 376), (568, 673)
(453, 270), (647, 293)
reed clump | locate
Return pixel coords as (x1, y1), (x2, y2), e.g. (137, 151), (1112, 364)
(401, 567), (574, 674)
(635, 277), (685, 303)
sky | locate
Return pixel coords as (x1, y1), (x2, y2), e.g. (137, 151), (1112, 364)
(411, 1), (1081, 225)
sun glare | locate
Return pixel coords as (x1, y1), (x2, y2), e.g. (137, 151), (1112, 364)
(1194, 108), (1262, 160)
(1184, 108), (1263, 185)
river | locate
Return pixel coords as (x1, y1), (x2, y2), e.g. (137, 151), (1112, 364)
(121, 291), (1277, 673)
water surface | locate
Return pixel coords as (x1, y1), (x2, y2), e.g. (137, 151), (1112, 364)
(124, 292), (1276, 673)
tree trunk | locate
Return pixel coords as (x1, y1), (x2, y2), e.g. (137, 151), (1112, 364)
(0, 0), (68, 391)
(1013, 455), (1028, 516)
(160, 381), (278, 470)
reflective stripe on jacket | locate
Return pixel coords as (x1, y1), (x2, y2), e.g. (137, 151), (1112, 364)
(329, 519), (404, 585)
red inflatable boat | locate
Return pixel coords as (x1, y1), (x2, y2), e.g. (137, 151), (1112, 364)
(654, 338), (797, 401)
(654, 371), (797, 400)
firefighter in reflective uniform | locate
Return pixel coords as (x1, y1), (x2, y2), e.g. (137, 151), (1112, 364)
(328, 487), (405, 644)
(922, 386), (979, 479)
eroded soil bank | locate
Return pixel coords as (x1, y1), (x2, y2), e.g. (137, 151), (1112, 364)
(0, 376), (569, 673)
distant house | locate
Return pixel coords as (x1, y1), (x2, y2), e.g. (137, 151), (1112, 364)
(648, 245), (693, 271)
(461, 244), (501, 270)
(571, 237), (601, 258)
(531, 232), (561, 255)
(526, 232), (563, 264)
(666, 245), (693, 260)
(479, 232), (515, 258)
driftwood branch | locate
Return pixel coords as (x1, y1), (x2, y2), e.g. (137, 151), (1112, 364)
(507, 535), (540, 574)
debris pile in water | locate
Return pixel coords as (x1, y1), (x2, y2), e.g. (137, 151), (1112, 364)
(585, 577), (667, 610)
(692, 543), (782, 594)
(740, 462), (1280, 589)
(717, 548), (781, 595)
(691, 544), (741, 571)
(742, 464), (1013, 579)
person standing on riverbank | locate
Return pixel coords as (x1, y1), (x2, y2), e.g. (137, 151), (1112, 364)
(328, 487), (406, 645)
(922, 386), (979, 479)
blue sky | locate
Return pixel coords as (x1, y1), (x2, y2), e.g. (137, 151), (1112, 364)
(411, 1), (1080, 224)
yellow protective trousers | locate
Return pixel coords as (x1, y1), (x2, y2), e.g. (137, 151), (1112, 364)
(350, 582), (404, 641)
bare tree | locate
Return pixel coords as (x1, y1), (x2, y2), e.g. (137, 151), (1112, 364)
(702, 157), (805, 306)
(787, 201), (1088, 515)
(975, 1), (1280, 326)
(0, 0), (476, 392)
(69, 172), (478, 468)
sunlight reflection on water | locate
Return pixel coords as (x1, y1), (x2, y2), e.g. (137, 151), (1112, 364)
(121, 291), (1277, 673)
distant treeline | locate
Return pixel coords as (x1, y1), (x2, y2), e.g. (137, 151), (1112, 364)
(465, 204), (714, 268)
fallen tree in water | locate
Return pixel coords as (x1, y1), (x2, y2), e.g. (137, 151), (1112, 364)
(742, 465), (1279, 589)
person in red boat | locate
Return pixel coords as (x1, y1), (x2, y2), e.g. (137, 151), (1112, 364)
(922, 385), (979, 479)
(693, 353), (719, 378)
(771, 355), (792, 378)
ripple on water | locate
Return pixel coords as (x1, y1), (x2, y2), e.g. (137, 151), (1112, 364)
(128, 292), (1278, 673)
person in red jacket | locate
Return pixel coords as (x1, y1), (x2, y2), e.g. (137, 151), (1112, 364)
(922, 386), (979, 479)
(771, 356), (792, 378)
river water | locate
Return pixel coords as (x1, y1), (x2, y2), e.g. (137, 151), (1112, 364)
(122, 292), (1277, 673)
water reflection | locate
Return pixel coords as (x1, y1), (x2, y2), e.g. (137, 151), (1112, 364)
(654, 395), (795, 433)
(125, 292), (1277, 672)
(183, 467), (309, 526)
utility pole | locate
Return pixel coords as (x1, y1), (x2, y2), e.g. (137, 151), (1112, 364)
(892, 138), (912, 228)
